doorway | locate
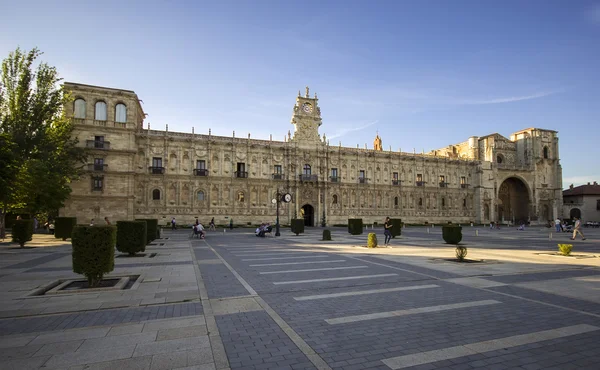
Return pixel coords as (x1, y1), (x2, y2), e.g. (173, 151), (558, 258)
(301, 204), (314, 227)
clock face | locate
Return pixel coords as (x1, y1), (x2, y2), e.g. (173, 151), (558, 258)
(272, 198), (277, 204)
(283, 193), (292, 203)
(301, 103), (313, 113)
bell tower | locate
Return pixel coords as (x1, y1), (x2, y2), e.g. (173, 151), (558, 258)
(290, 86), (322, 142)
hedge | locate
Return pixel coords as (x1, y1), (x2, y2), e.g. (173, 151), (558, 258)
(390, 218), (402, 238)
(12, 220), (34, 247)
(72, 225), (116, 287)
(116, 221), (147, 256)
(55, 217), (77, 241)
(348, 219), (363, 235)
(135, 218), (158, 243)
(291, 219), (304, 235)
(442, 224), (462, 244)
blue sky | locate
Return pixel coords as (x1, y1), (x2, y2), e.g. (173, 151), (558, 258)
(1, 0), (599, 187)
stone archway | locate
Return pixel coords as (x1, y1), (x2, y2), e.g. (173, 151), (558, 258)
(301, 204), (314, 227)
(570, 208), (581, 220)
(497, 177), (530, 224)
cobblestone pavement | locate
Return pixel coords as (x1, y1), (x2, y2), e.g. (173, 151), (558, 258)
(1, 226), (600, 369)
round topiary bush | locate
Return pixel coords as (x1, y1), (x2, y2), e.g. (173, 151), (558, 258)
(116, 221), (147, 256)
(455, 246), (468, 261)
(54, 217), (77, 241)
(135, 218), (158, 244)
(72, 225), (116, 287)
(442, 224), (462, 244)
(322, 229), (332, 241)
(558, 243), (573, 256)
(12, 219), (34, 248)
(367, 232), (378, 248)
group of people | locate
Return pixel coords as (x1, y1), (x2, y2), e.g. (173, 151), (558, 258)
(553, 217), (586, 240)
(255, 223), (273, 237)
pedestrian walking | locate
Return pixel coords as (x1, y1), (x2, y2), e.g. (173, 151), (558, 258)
(383, 217), (392, 246)
(171, 217), (176, 230)
(209, 217), (216, 231)
(571, 217), (586, 240)
(554, 218), (561, 233)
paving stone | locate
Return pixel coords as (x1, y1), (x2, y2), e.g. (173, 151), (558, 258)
(107, 323), (145, 336)
(79, 331), (158, 351)
(133, 336), (211, 357)
(44, 345), (136, 368)
(33, 339), (83, 357)
(157, 324), (208, 341)
(67, 355), (153, 370)
(142, 316), (206, 332)
(1, 354), (52, 370)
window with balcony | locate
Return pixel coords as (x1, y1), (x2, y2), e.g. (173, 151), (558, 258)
(416, 174), (424, 186)
(152, 189), (160, 200)
(273, 165), (283, 179)
(197, 191), (205, 201)
(330, 168), (338, 182)
(439, 175), (446, 187)
(95, 101), (107, 121)
(236, 162), (247, 178)
(150, 157), (164, 174)
(94, 135), (105, 149)
(74, 99), (86, 119)
(300, 164), (317, 181)
(194, 160), (208, 176)
(115, 103), (127, 123)
(92, 176), (103, 191)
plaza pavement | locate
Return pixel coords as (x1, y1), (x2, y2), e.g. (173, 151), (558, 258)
(0, 225), (600, 369)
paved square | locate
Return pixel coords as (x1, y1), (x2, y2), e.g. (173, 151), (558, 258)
(1, 226), (600, 369)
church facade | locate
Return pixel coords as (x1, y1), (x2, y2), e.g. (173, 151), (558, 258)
(60, 83), (563, 227)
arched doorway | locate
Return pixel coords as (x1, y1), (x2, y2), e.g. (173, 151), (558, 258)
(497, 177), (530, 224)
(301, 204), (314, 227)
(570, 208), (581, 220)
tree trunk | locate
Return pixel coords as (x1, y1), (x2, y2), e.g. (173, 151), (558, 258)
(0, 209), (6, 240)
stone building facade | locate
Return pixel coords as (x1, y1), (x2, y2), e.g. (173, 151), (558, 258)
(61, 83), (563, 227)
(562, 182), (600, 222)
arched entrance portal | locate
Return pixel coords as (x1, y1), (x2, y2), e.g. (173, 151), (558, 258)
(301, 204), (314, 227)
(497, 177), (530, 224)
(570, 208), (581, 220)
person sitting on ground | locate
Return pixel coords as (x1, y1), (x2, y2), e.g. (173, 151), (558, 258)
(517, 223), (525, 231)
(255, 223), (266, 237)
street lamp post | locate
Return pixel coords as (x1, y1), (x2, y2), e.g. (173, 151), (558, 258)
(273, 191), (292, 237)
(275, 195), (281, 236)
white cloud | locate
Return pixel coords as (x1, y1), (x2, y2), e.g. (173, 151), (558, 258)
(456, 90), (562, 105)
(328, 120), (378, 140)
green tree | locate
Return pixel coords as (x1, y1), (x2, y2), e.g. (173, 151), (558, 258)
(0, 47), (86, 237)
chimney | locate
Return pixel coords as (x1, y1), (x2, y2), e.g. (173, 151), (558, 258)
(570, 184), (574, 189)
(594, 181), (598, 186)
(587, 182), (591, 185)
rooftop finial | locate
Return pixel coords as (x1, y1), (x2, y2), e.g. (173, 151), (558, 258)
(305, 86), (309, 98)
(298, 90), (301, 97)
(314, 92), (318, 99)
(192, 127), (194, 134)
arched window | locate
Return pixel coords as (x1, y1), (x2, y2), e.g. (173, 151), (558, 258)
(197, 191), (205, 201)
(115, 103), (127, 123)
(332, 194), (338, 204)
(95, 101), (107, 121)
(303, 164), (311, 175)
(418, 198), (423, 206)
(152, 189), (160, 200)
(74, 99), (86, 119)
(496, 155), (503, 164)
(543, 146), (549, 159)
(394, 196), (399, 206)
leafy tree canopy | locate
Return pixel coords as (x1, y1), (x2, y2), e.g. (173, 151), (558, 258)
(0, 47), (86, 234)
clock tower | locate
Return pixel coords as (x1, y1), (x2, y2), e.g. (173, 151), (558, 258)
(290, 86), (322, 142)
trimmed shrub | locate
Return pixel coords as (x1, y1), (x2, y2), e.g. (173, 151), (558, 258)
(322, 229), (332, 241)
(390, 218), (402, 238)
(135, 218), (158, 243)
(558, 243), (573, 256)
(442, 224), (462, 244)
(72, 225), (116, 287)
(455, 246), (468, 261)
(116, 221), (147, 256)
(348, 219), (363, 235)
(55, 217), (77, 241)
(291, 219), (304, 235)
(12, 219), (34, 247)
(367, 232), (378, 248)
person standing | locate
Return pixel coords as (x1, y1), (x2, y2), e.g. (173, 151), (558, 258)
(383, 217), (392, 246)
(171, 217), (176, 230)
(209, 217), (216, 231)
(229, 218), (233, 230)
(104, 217), (111, 225)
(554, 218), (561, 233)
(571, 217), (586, 240)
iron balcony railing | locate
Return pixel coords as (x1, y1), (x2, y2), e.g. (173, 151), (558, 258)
(86, 140), (111, 149)
(330, 176), (339, 183)
(235, 171), (248, 178)
(88, 164), (108, 172)
(392, 180), (400, 186)
(299, 174), (318, 182)
(149, 166), (165, 174)
(358, 178), (368, 184)
(272, 173), (284, 180)
(416, 181), (425, 187)
(194, 169), (209, 176)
